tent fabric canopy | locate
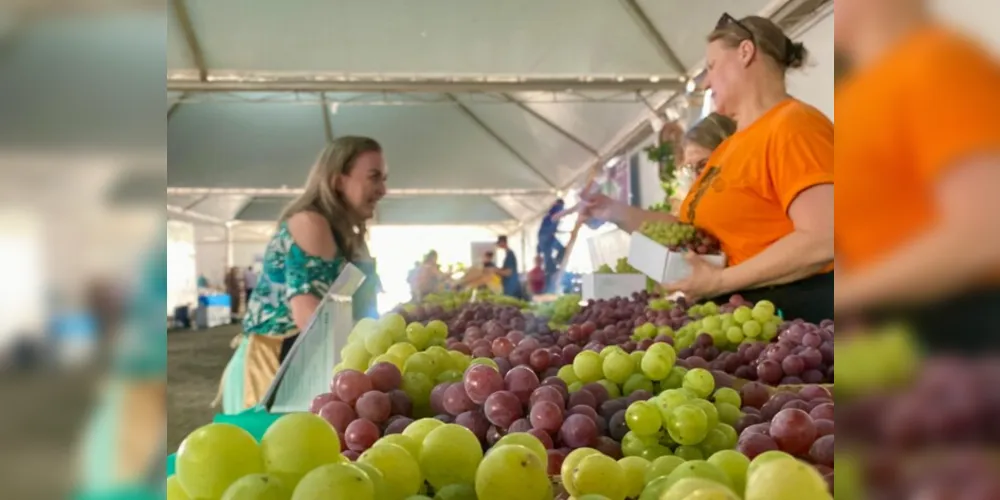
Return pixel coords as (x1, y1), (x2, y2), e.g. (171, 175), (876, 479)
(159, 0), (826, 226)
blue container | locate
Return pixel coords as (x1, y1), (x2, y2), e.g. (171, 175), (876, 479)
(198, 295), (231, 307)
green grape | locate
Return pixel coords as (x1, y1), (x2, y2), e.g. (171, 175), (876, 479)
(665, 404), (709, 446)
(401, 418), (445, 453)
(351, 462), (390, 500)
(426, 319), (449, 340)
(493, 433), (548, 471)
(682, 368), (715, 399)
(637, 476), (671, 500)
(388, 342), (418, 361)
(568, 381), (585, 393)
(404, 352), (437, 376)
(448, 351), (471, 373)
(603, 351), (636, 384)
(761, 321), (779, 341)
(644, 455), (686, 484)
(176, 423), (264, 500)
(716, 424), (739, 450)
(673, 445), (704, 461)
(406, 323), (432, 350)
(436, 370), (463, 384)
(745, 458), (831, 500)
(711, 387), (741, 407)
(597, 379), (622, 399)
(618, 456), (650, 499)
(629, 350), (645, 367)
(596, 264), (614, 274)
(661, 367), (687, 390)
(349, 317), (378, 343)
(623, 373), (655, 396)
(341, 343), (372, 371)
(636, 323), (657, 339)
(220, 474), (291, 500)
(435, 483), (478, 500)
(662, 460), (733, 492)
(709, 328), (729, 348)
(561, 448), (601, 496)
(625, 401), (662, 436)
(700, 316), (722, 331)
(715, 402), (742, 426)
(364, 327), (393, 356)
(475, 444), (549, 500)
(469, 357), (499, 370)
(401, 372), (434, 406)
(639, 444), (673, 461)
(742, 320), (763, 338)
(424, 346), (454, 371)
(573, 351), (604, 383)
(379, 313), (408, 341)
(419, 424), (483, 490)
(725, 326), (745, 344)
(697, 427), (730, 457)
(405, 496), (433, 500)
(260, 413), (344, 490)
(746, 451), (795, 478)
(358, 443), (422, 499)
(291, 463), (374, 500)
(377, 434), (420, 459)
(657, 325), (675, 337)
(640, 351), (673, 381)
(621, 432), (657, 457)
(571, 454), (628, 500)
(732, 306), (752, 324)
(167, 476), (190, 500)
(702, 302), (720, 315)
(657, 478), (738, 500)
(708, 450), (751, 495)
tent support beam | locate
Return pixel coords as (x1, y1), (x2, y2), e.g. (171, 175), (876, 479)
(167, 204), (226, 225)
(170, 0), (209, 81)
(167, 76), (686, 93)
(502, 94), (600, 157)
(488, 197), (521, 222)
(181, 193), (209, 210)
(320, 92), (335, 143)
(445, 93), (557, 189)
(618, 0), (687, 74)
(231, 196), (255, 221)
(167, 92), (189, 121)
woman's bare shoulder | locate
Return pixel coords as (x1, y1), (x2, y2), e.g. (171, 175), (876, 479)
(286, 211), (337, 259)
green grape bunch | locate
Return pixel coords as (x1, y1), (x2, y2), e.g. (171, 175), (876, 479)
(648, 201), (673, 214)
(595, 264), (615, 274)
(639, 221), (722, 255)
(615, 257), (639, 274)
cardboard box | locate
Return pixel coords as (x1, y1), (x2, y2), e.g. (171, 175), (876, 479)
(581, 273), (647, 300)
(627, 233), (726, 283)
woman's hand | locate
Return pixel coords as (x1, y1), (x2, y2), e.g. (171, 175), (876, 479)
(555, 193), (628, 225)
(662, 253), (727, 303)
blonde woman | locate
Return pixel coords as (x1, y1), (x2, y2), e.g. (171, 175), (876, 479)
(217, 136), (388, 414)
(670, 113), (738, 214)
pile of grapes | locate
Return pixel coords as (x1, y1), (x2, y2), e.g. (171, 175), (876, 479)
(638, 221), (722, 255)
(595, 257), (640, 275)
(534, 294), (583, 326)
(709, 320), (834, 386)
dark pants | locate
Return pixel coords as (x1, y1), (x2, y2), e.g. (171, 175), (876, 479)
(245, 288), (253, 305)
(538, 236), (565, 293)
(711, 272), (834, 324)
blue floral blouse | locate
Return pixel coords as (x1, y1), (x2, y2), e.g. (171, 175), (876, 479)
(243, 222), (379, 335)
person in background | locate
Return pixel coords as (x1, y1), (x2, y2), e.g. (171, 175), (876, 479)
(527, 255), (546, 296)
(834, 0), (1000, 352)
(414, 250), (449, 299)
(242, 265), (258, 305)
(224, 266), (241, 320)
(196, 273), (209, 289)
(406, 260), (421, 297)
(670, 113), (738, 215)
(217, 136), (388, 415)
(575, 14), (834, 323)
(495, 235), (521, 298)
(537, 199), (565, 291)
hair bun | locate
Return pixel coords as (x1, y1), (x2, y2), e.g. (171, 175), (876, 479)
(786, 41), (809, 69)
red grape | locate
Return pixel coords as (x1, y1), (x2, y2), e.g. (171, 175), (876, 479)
(508, 418), (532, 434)
(568, 389), (597, 409)
(530, 385), (566, 409)
(782, 399), (811, 412)
(455, 410), (491, 443)
(493, 357), (513, 377)
(506, 330), (525, 344)
(434, 414), (454, 423)
(582, 383), (610, 407)
(430, 383), (451, 415)
(342, 450), (360, 462)
(355, 391), (391, 423)
(547, 449), (567, 476)
(344, 418), (380, 452)
(735, 414), (764, 434)
(609, 410), (629, 441)
(568, 405), (599, 423)
(770, 408), (817, 455)
(737, 432), (779, 459)
(529, 349), (552, 372)
(472, 346), (493, 358)
(781, 355), (805, 376)
(528, 428), (555, 449)
(484, 390), (524, 428)
(509, 348), (531, 367)
(465, 364), (504, 404)
(310, 392), (339, 413)
(451, 342), (472, 355)
(815, 419), (834, 437)
(333, 369), (372, 405)
(530, 400), (564, 433)
(518, 337), (540, 352)
(809, 435), (834, 467)
(810, 402), (834, 421)
(801, 370), (825, 384)
(561, 345), (581, 364)
(486, 425), (504, 446)
(505, 366), (540, 405)
(756, 360), (783, 385)
(318, 401), (356, 434)
(384, 416), (412, 435)
(743, 422), (771, 436)
(366, 362), (402, 392)
(740, 382), (771, 409)
(595, 436), (623, 459)
(387, 389), (412, 417)
(600, 398), (629, 420)
(443, 382), (477, 416)
(627, 390), (653, 403)
(492, 337), (515, 358)
(559, 414), (598, 448)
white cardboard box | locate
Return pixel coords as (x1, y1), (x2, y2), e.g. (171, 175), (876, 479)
(627, 233), (726, 283)
(581, 273), (647, 300)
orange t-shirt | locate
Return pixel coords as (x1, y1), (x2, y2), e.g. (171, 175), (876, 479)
(678, 98), (834, 268)
(835, 26), (1000, 272)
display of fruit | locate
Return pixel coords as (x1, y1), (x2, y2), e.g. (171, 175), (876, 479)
(637, 221), (721, 255)
(594, 257), (641, 275)
(534, 294), (582, 326)
(708, 319), (834, 386)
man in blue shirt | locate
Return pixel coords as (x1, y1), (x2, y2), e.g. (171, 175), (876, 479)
(495, 235), (522, 298)
(538, 199), (566, 293)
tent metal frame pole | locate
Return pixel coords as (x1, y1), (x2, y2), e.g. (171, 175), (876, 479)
(502, 94), (600, 157)
(167, 187), (557, 197)
(618, 0), (687, 75)
(445, 93), (557, 189)
(167, 76), (687, 93)
(319, 92), (335, 143)
(170, 0), (208, 82)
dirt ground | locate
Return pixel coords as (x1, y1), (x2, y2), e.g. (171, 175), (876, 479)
(167, 323), (241, 452)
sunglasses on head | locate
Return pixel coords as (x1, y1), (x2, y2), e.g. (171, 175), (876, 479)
(715, 12), (798, 65)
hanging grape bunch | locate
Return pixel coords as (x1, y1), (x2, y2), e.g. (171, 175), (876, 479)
(639, 221), (722, 255)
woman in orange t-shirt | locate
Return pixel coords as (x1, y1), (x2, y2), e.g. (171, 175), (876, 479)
(580, 15), (834, 322)
(835, 0), (1000, 351)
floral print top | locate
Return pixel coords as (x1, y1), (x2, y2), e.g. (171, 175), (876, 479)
(242, 222), (348, 336)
